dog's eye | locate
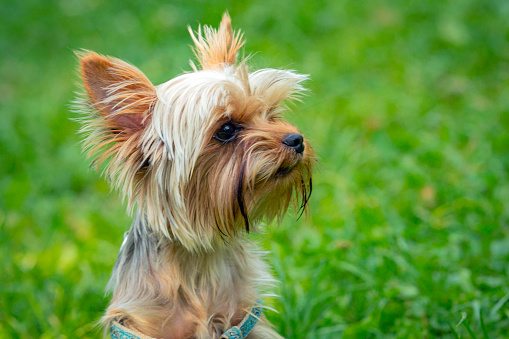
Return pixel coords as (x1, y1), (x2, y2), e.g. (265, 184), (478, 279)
(214, 122), (241, 143)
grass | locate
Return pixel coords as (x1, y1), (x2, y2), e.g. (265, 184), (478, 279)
(1, 0), (508, 338)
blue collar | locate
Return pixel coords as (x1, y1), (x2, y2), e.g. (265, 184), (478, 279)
(110, 299), (262, 339)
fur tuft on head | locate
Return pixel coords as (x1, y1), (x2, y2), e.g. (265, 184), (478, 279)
(188, 12), (244, 70)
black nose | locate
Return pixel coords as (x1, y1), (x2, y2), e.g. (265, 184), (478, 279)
(282, 133), (304, 154)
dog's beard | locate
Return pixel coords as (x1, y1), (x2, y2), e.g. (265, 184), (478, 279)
(185, 119), (314, 240)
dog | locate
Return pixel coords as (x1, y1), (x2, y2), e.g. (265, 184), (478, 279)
(75, 13), (314, 339)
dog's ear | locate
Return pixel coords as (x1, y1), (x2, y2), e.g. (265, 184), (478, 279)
(249, 69), (309, 108)
(188, 12), (244, 70)
(79, 51), (156, 135)
(76, 50), (158, 189)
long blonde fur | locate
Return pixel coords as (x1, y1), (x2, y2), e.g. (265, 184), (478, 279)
(75, 13), (313, 339)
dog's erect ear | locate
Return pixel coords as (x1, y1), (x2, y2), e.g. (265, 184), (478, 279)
(188, 12), (244, 70)
(79, 51), (157, 134)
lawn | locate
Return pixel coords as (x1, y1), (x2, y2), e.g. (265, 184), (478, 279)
(1, 0), (508, 338)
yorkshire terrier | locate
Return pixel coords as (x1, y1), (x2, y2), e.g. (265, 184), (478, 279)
(76, 13), (314, 339)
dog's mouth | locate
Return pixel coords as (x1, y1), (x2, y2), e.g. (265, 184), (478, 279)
(275, 152), (305, 178)
(275, 165), (295, 177)
(275, 159), (303, 178)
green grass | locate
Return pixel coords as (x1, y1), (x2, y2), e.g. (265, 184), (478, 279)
(1, 0), (509, 338)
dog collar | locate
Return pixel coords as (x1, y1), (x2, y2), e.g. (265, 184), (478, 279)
(219, 299), (262, 339)
(110, 299), (262, 339)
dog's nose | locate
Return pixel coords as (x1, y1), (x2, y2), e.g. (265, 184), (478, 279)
(282, 133), (304, 154)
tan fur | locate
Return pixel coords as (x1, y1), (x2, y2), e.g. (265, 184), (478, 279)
(188, 13), (244, 70)
(75, 13), (313, 339)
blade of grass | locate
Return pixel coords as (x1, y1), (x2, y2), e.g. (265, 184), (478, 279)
(447, 320), (461, 339)
(479, 310), (489, 339)
(456, 311), (467, 327)
(460, 314), (477, 339)
(489, 292), (509, 320)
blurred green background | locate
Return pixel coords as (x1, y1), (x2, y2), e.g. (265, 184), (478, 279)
(1, 0), (509, 338)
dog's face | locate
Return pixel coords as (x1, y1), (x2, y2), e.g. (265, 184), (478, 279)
(77, 14), (314, 251)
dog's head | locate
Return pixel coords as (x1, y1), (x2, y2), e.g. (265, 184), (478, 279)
(77, 13), (314, 251)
